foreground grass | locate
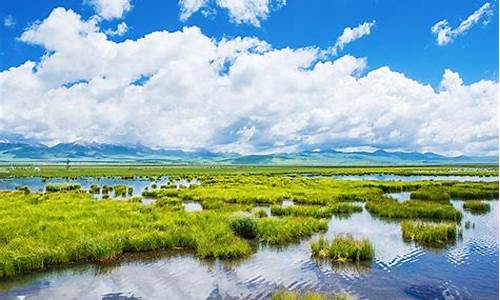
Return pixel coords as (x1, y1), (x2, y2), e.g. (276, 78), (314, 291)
(310, 235), (374, 263)
(271, 290), (352, 300)
(0, 191), (326, 278)
(401, 221), (456, 247)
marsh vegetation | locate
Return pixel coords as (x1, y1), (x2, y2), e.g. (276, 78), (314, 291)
(401, 221), (457, 247)
(0, 164), (497, 295)
(310, 235), (374, 262)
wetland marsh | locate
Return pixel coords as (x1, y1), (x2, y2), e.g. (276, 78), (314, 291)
(0, 165), (498, 299)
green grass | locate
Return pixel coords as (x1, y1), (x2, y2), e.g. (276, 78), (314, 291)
(401, 220), (456, 246)
(113, 185), (128, 197)
(463, 200), (491, 213)
(45, 183), (81, 192)
(310, 235), (374, 262)
(0, 164), (497, 279)
(230, 217), (258, 238)
(257, 217), (328, 245)
(365, 199), (462, 221)
(271, 290), (352, 300)
(0, 191), (326, 278)
(410, 188), (451, 202)
(271, 203), (362, 218)
(2, 164), (497, 178)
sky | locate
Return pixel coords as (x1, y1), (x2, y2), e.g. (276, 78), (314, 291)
(0, 0), (498, 156)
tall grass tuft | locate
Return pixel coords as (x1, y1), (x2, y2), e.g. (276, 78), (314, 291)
(401, 220), (456, 246)
(310, 235), (374, 262)
(229, 217), (258, 239)
(463, 200), (491, 214)
(365, 199), (462, 221)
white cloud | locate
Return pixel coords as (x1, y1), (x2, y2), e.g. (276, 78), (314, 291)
(179, 0), (286, 27)
(179, 0), (210, 21)
(105, 22), (128, 36)
(432, 3), (493, 46)
(3, 15), (15, 28)
(331, 21), (376, 54)
(86, 0), (132, 20)
(0, 7), (497, 156)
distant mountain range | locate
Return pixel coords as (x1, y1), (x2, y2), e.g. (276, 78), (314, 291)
(0, 135), (497, 165)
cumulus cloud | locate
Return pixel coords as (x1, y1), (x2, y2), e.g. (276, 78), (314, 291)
(0, 7), (498, 156)
(331, 21), (375, 55)
(179, 0), (286, 27)
(105, 21), (128, 36)
(432, 2), (493, 46)
(3, 15), (15, 28)
(86, 0), (132, 20)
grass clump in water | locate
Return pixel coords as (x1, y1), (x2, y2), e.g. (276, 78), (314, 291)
(45, 183), (81, 192)
(410, 188), (450, 202)
(15, 186), (30, 194)
(271, 290), (352, 300)
(463, 200), (490, 214)
(401, 220), (456, 246)
(113, 185), (128, 197)
(310, 235), (374, 262)
(365, 199), (462, 221)
(257, 217), (328, 245)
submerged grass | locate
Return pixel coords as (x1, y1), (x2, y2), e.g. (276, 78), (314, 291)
(310, 235), (374, 262)
(401, 220), (456, 247)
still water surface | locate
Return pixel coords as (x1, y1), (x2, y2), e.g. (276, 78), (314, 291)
(333, 174), (498, 182)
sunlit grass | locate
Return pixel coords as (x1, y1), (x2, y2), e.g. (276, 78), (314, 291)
(310, 235), (374, 262)
(271, 290), (352, 300)
(463, 200), (491, 214)
(401, 220), (456, 247)
(365, 199), (462, 221)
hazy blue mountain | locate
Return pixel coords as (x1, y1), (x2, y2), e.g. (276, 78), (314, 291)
(0, 139), (497, 165)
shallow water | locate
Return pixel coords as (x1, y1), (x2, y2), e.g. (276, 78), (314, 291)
(183, 201), (203, 212)
(333, 174), (499, 182)
(385, 192), (411, 202)
(1, 200), (497, 300)
(0, 177), (200, 199)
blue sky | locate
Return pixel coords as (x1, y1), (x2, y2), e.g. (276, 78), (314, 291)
(1, 0), (498, 86)
(0, 0), (498, 155)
